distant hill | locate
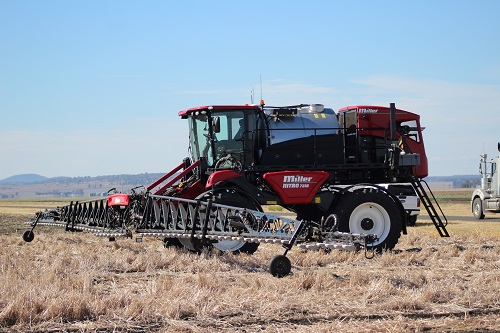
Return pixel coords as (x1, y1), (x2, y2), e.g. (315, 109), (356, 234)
(0, 174), (48, 184)
(0, 173), (168, 199)
(0, 173), (482, 187)
(426, 175), (480, 188)
(0, 172), (483, 199)
(0, 173), (167, 185)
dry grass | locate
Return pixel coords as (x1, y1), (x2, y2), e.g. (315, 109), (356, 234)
(418, 202), (500, 237)
(1, 200), (500, 332)
(0, 200), (70, 216)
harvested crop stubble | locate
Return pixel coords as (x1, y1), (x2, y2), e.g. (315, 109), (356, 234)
(1, 228), (500, 332)
(1, 200), (500, 332)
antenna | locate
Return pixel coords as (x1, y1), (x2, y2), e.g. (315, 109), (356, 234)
(250, 87), (254, 104)
(260, 75), (263, 100)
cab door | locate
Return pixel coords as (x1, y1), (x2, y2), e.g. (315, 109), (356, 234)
(338, 109), (358, 162)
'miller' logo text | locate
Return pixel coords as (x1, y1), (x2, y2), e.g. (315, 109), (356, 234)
(283, 175), (314, 189)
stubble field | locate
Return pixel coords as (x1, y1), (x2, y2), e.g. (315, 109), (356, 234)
(0, 194), (499, 332)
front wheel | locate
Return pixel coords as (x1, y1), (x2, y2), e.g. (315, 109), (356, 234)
(472, 197), (485, 220)
(333, 188), (403, 251)
(194, 188), (262, 254)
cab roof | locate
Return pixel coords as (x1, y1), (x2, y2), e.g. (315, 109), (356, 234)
(178, 105), (261, 119)
(337, 105), (417, 116)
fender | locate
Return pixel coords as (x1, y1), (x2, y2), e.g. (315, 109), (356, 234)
(206, 170), (242, 188)
(471, 188), (488, 213)
(472, 188), (489, 201)
(198, 186), (263, 213)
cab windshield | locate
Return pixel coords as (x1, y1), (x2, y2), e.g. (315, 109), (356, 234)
(188, 111), (245, 167)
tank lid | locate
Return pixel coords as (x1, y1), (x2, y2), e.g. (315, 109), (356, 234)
(307, 104), (324, 113)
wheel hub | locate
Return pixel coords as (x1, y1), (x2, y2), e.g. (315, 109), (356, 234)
(360, 217), (374, 231)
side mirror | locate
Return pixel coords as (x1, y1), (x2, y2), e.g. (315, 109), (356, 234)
(497, 142), (500, 153)
(212, 117), (220, 133)
(398, 125), (410, 135)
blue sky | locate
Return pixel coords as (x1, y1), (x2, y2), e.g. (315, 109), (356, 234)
(1, 0), (499, 179)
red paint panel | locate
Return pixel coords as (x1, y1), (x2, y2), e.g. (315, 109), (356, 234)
(206, 170), (242, 188)
(107, 194), (130, 206)
(263, 171), (329, 204)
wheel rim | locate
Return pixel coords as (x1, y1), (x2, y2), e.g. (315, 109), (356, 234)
(213, 239), (246, 252)
(348, 202), (391, 246)
(274, 261), (289, 276)
(473, 200), (481, 216)
(178, 238), (198, 251)
(180, 237), (249, 252)
(195, 190), (261, 253)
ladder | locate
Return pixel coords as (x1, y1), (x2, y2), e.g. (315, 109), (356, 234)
(410, 177), (450, 237)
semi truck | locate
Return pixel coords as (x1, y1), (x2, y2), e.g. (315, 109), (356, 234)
(471, 143), (500, 219)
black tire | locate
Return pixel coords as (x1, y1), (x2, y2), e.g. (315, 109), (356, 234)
(269, 255), (291, 278)
(407, 215), (417, 227)
(472, 197), (485, 220)
(195, 189), (262, 254)
(163, 237), (183, 249)
(333, 188), (403, 251)
(23, 230), (34, 242)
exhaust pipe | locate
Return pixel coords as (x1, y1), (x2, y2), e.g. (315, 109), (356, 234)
(390, 102), (397, 142)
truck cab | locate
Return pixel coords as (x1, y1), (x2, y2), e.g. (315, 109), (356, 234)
(471, 143), (500, 219)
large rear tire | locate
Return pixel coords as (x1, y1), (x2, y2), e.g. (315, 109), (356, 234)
(333, 188), (402, 251)
(194, 189), (262, 254)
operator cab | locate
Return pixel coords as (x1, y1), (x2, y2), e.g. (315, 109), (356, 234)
(178, 105), (260, 169)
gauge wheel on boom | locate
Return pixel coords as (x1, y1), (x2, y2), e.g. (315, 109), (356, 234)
(472, 197), (485, 220)
(269, 255), (291, 278)
(23, 230), (35, 242)
(333, 188), (402, 251)
(195, 189), (262, 254)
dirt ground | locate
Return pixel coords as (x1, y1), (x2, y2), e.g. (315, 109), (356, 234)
(1, 199), (500, 333)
